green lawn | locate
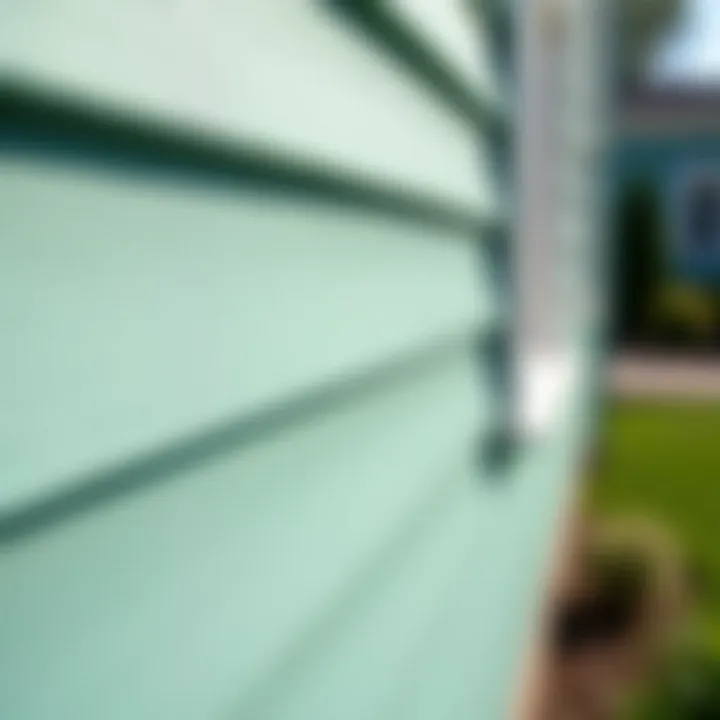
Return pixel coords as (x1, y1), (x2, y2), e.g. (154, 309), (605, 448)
(593, 402), (720, 635)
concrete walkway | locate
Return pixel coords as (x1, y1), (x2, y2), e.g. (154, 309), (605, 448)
(611, 354), (720, 399)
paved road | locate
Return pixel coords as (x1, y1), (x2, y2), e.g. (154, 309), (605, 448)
(611, 355), (720, 399)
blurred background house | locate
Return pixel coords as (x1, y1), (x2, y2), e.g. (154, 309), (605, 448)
(615, 87), (720, 350)
(612, 0), (720, 352)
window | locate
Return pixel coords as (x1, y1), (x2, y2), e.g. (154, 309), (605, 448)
(673, 166), (720, 280)
(683, 171), (720, 253)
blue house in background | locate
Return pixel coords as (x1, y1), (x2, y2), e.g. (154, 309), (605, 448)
(617, 86), (720, 284)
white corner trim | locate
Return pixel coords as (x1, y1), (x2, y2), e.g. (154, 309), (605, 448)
(518, 350), (578, 438)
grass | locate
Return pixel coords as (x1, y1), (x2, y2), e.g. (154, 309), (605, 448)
(592, 401), (720, 638)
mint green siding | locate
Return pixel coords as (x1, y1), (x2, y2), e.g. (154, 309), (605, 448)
(1, 1), (606, 718)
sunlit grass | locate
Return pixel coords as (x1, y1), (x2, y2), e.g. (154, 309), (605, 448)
(593, 401), (720, 629)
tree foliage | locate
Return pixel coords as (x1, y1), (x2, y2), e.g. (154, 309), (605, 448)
(615, 0), (682, 80)
(613, 180), (666, 345)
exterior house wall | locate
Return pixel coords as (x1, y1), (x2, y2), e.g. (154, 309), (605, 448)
(617, 113), (720, 283)
(0, 2), (606, 718)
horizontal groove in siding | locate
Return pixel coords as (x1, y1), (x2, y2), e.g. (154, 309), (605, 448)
(390, 537), (508, 720)
(263, 351), (591, 720)
(331, 2), (511, 140)
(233, 463), (472, 720)
(241, 470), (493, 720)
(392, 415), (582, 720)
(1, 0), (496, 211)
(0, 348), (489, 719)
(482, 0), (514, 36)
(1, 82), (506, 237)
(0, 324), (492, 544)
(2, 155), (498, 527)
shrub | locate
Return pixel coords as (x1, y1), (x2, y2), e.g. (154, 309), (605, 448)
(650, 283), (718, 348)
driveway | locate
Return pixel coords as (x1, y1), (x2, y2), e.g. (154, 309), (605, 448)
(611, 354), (720, 399)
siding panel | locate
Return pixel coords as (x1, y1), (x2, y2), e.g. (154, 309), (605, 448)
(1, 157), (496, 515)
(0, 1), (606, 718)
(2, 0), (497, 210)
(0, 344), (489, 720)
